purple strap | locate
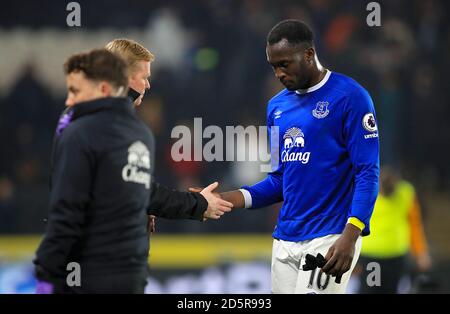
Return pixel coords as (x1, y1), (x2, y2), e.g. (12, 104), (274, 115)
(35, 280), (54, 294)
(56, 110), (74, 136)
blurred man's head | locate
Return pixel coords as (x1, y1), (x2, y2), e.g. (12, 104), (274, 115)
(105, 39), (155, 106)
(266, 20), (317, 91)
(64, 49), (128, 107)
(380, 167), (400, 197)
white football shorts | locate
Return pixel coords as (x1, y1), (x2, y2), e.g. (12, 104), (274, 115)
(271, 234), (362, 294)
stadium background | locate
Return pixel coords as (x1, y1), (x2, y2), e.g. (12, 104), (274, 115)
(0, 0), (449, 293)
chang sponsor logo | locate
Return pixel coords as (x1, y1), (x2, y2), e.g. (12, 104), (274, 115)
(281, 127), (311, 164)
(122, 141), (151, 189)
(281, 151), (311, 164)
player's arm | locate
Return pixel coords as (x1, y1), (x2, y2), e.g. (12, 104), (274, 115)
(190, 170), (283, 210)
(147, 181), (232, 221)
(34, 131), (93, 288)
(343, 89), (380, 235)
(218, 190), (245, 208)
(235, 168), (284, 208)
(211, 169), (284, 211)
(322, 87), (380, 278)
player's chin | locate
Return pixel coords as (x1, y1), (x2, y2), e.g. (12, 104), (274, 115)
(285, 86), (298, 92)
(282, 81), (298, 91)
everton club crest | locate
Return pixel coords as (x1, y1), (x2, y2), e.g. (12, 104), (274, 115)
(312, 101), (329, 119)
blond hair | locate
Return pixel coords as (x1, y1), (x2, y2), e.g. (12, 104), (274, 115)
(105, 39), (155, 72)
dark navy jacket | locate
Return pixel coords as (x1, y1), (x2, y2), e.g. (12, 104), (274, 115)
(35, 97), (207, 288)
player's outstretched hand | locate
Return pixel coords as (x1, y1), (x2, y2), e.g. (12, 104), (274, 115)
(188, 186), (220, 199)
(200, 182), (233, 220)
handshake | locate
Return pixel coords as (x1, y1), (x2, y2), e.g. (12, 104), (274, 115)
(147, 182), (239, 233)
(147, 182), (233, 233)
(189, 182), (233, 221)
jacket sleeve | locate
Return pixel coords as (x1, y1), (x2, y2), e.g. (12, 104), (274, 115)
(343, 86), (380, 236)
(147, 181), (208, 221)
(34, 130), (93, 281)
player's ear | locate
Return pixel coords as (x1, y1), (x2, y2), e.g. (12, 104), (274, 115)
(97, 81), (112, 97)
(304, 46), (315, 64)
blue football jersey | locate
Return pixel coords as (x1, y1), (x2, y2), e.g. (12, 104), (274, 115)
(242, 70), (379, 242)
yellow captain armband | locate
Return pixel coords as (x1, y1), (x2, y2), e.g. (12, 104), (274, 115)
(347, 217), (365, 231)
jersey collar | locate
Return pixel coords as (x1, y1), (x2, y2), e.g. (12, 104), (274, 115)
(295, 69), (331, 95)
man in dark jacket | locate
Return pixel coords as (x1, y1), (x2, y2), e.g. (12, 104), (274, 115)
(34, 49), (232, 294)
(105, 38), (220, 231)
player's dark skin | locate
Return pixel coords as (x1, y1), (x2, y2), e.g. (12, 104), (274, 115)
(191, 38), (361, 280)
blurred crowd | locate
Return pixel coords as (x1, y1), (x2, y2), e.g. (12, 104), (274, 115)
(0, 0), (449, 234)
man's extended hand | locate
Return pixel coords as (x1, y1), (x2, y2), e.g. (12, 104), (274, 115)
(321, 224), (361, 278)
(189, 187), (245, 209)
(198, 182), (233, 220)
(188, 186), (219, 198)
